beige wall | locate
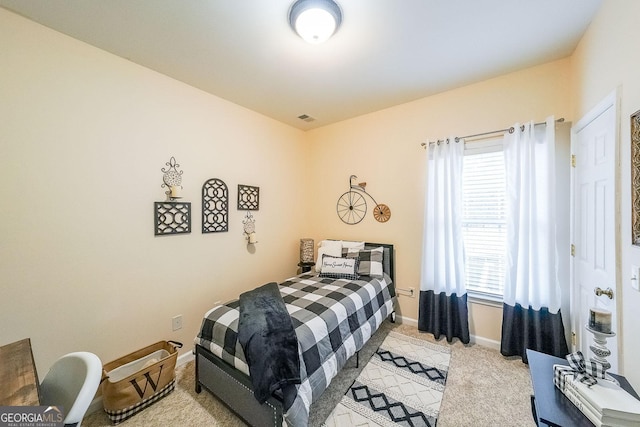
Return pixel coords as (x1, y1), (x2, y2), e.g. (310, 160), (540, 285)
(305, 60), (573, 343)
(571, 0), (640, 387)
(0, 9), (308, 374)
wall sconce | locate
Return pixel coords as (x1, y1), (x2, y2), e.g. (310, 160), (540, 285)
(161, 156), (183, 201)
(155, 156), (191, 236)
(243, 211), (257, 244)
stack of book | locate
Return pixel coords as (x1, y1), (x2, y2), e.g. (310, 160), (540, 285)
(553, 364), (640, 426)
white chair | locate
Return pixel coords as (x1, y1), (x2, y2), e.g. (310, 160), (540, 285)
(40, 351), (102, 427)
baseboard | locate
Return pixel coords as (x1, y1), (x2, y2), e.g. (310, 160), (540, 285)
(470, 335), (500, 350)
(87, 349), (195, 416)
(177, 348), (195, 367)
(396, 314), (500, 350)
(396, 314), (418, 326)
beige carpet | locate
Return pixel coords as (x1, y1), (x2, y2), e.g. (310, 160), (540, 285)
(83, 323), (536, 427)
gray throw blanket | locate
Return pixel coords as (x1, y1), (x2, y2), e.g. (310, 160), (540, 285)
(237, 282), (301, 409)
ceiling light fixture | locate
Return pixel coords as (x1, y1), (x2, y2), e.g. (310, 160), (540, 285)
(288, 0), (342, 44)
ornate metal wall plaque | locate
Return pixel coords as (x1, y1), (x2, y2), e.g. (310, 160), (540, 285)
(202, 178), (229, 233)
(237, 184), (259, 210)
(154, 202), (191, 235)
(632, 110), (640, 245)
(161, 156), (184, 200)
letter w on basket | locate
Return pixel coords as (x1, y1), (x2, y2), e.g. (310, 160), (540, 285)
(130, 364), (164, 398)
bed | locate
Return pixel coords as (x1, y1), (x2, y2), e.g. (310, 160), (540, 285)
(193, 242), (396, 427)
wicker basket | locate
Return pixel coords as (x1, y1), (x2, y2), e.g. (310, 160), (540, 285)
(101, 341), (182, 424)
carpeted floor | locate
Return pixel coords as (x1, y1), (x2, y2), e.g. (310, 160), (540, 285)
(84, 322), (536, 427)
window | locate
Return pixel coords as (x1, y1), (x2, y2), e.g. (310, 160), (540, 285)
(461, 139), (507, 298)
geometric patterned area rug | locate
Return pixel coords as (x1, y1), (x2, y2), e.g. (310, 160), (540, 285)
(323, 331), (451, 427)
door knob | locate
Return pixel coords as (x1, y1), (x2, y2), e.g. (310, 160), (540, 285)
(594, 287), (614, 299)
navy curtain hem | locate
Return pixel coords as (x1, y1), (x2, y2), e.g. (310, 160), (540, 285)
(418, 290), (470, 344)
(500, 302), (569, 364)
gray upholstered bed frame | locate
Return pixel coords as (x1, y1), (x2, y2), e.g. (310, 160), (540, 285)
(195, 343), (284, 426)
(194, 242), (395, 427)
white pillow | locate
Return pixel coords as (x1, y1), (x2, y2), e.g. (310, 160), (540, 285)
(341, 240), (365, 250)
(315, 242), (342, 272)
(319, 239), (342, 248)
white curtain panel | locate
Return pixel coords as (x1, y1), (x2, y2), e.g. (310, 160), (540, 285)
(420, 138), (466, 296)
(503, 116), (561, 312)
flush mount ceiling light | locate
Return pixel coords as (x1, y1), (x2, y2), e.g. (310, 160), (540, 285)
(288, 0), (342, 44)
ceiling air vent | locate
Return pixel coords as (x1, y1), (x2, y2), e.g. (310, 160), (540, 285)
(297, 114), (316, 123)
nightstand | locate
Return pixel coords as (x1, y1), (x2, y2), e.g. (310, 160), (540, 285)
(297, 262), (315, 273)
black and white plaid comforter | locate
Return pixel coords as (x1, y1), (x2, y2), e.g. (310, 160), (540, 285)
(195, 272), (395, 427)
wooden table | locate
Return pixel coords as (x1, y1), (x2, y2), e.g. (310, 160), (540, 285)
(0, 338), (41, 406)
(527, 349), (639, 426)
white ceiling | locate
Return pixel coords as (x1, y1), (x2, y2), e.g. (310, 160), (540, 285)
(0, 0), (602, 130)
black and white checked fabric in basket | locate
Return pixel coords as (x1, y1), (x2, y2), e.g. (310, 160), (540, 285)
(195, 272), (395, 427)
(104, 379), (176, 424)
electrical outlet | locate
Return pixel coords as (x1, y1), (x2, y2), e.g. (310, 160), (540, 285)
(172, 315), (183, 331)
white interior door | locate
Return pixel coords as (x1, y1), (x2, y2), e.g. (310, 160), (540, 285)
(571, 91), (619, 373)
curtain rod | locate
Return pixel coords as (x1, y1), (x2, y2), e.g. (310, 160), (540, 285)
(420, 117), (565, 148)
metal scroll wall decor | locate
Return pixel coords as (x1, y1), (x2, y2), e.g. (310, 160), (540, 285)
(237, 184), (260, 210)
(161, 156), (183, 200)
(155, 202), (191, 235)
(632, 110), (640, 245)
(154, 156), (191, 236)
(202, 178), (229, 233)
(242, 211), (258, 244)
(336, 175), (391, 225)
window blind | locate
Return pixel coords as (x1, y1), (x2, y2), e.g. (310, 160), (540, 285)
(462, 148), (507, 296)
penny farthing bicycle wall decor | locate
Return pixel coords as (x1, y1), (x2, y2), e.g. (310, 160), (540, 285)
(336, 175), (391, 224)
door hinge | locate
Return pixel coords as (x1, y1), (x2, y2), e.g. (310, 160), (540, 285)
(571, 154), (576, 167)
(572, 332), (576, 346)
(571, 244), (575, 257)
